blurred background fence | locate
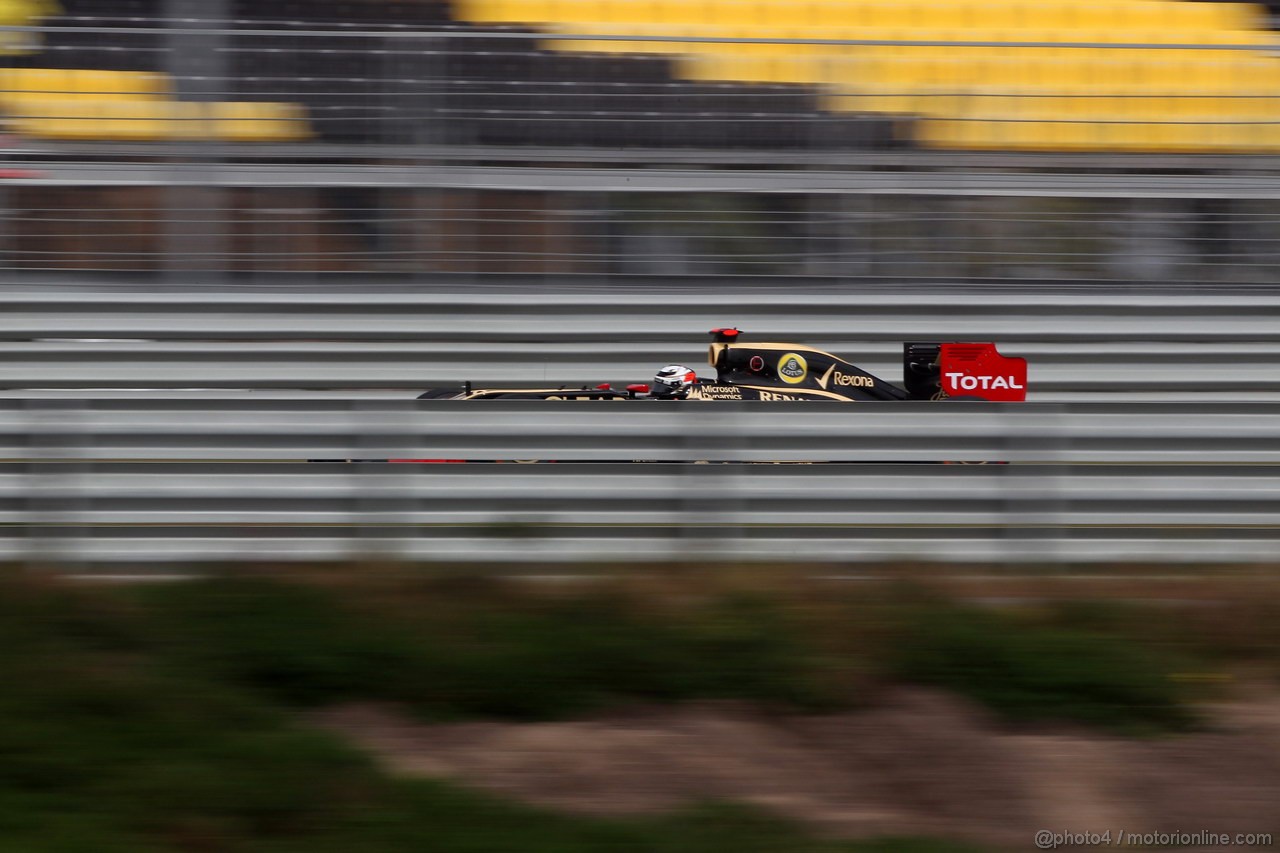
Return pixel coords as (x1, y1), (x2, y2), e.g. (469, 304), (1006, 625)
(6, 1), (1280, 281)
(8, 400), (1280, 566)
(2, 287), (1279, 402)
(5, 1), (1280, 566)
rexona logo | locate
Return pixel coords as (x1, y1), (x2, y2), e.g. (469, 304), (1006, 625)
(939, 343), (1028, 403)
(777, 353), (808, 384)
(817, 365), (876, 390)
(835, 372), (874, 388)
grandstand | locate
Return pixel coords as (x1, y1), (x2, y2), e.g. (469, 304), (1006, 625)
(4, 1), (1280, 280)
(460, 0), (1280, 152)
(0, 67), (309, 141)
(2, 0), (1280, 151)
(5, 0), (893, 147)
(4, 0), (1278, 151)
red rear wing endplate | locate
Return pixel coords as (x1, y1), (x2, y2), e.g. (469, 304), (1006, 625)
(939, 343), (1028, 402)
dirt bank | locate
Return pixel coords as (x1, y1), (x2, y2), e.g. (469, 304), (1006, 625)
(312, 687), (1280, 849)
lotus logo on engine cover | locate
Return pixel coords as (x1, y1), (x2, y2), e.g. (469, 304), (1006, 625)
(778, 353), (808, 384)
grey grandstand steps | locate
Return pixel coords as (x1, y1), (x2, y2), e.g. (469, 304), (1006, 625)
(11, 0), (901, 148)
(230, 0), (451, 26)
(431, 23), (898, 148)
(26, 0), (163, 72)
(2, 0), (311, 141)
(448, 0), (1280, 153)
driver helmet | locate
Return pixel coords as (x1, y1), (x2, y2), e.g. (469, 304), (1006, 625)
(652, 364), (698, 397)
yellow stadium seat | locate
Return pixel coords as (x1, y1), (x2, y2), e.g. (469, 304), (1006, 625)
(915, 115), (977, 149)
(4, 66), (72, 97)
(758, 1), (813, 29)
(5, 97), (88, 139)
(1227, 94), (1280, 149)
(597, 0), (659, 25)
(810, 45), (854, 90)
(66, 69), (169, 100)
(526, 0), (562, 18)
(863, 1), (914, 29)
(704, 0), (758, 28)
(482, 0), (549, 23)
(744, 26), (785, 82)
(209, 101), (310, 142)
(1, 67), (173, 114)
(998, 2), (1068, 31)
(5, 97), (159, 140)
(1111, 2), (1169, 31)
(917, 3), (970, 31)
(958, 2), (1004, 31)
(107, 99), (173, 141)
(809, 1), (867, 29)
(743, 30), (815, 84)
(98, 100), (181, 141)
(4, 94), (67, 137)
(538, 0), (584, 24)
(164, 102), (213, 141)
(1248, 116), (1280, 152)
(1185, 94), (1235, 150)
(1237, 58), (1280, 94)
(1208, 2), (1267, 32)
(545, 20), (677, 54)
(458, 0), (1280, 153)
(650, 0), (697, 25)
(3, 93), (311, 142)
(985, 114), (1037, 150)
(451, 0), (504, 22)
(1185, 49), (1238, 92)
(560, 0), (604, 24)
(27, 116), (100, 140)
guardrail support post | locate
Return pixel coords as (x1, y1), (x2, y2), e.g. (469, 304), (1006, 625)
(677, 404), (746, 560)
(22, 400), (88, 572)
(1001, 405), (1069, 567)
(349, 402), (417, 562)
(162, 0), (230, 284)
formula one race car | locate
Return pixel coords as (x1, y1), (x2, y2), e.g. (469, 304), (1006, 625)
(417, 329), (1027, 403)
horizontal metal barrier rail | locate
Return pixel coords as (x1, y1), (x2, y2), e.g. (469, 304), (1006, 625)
(6, 24), (1277, 49)
(5, 182), (1280, 283)
(3, 288), (1280, 401)
(4, 400), (1279, 462)
(18, 164), (1280, 199)
(4, 400), (1280, 565)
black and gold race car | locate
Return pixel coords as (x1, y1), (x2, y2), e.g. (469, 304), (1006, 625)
(418, 329), (1027, 403)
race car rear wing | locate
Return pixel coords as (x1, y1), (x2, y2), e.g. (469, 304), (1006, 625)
(904, 342), (1028, 402)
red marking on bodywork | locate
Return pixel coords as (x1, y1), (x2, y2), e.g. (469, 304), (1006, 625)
(389, 459), (466, 464)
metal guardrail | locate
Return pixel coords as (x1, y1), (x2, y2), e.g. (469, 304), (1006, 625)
(4, 400), (1280, 565)
(14, 162), (1280, 200)
(11, 173), (1280, 281)
(2, 287), (1279, 401)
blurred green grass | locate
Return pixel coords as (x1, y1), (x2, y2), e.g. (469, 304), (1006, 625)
(890, 603), (1196, 733)
(130, 572), (1214, 730)
(3, 565), (1268, 851)
(0, 572), (986, 853)
(137, 576), (833, 718)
